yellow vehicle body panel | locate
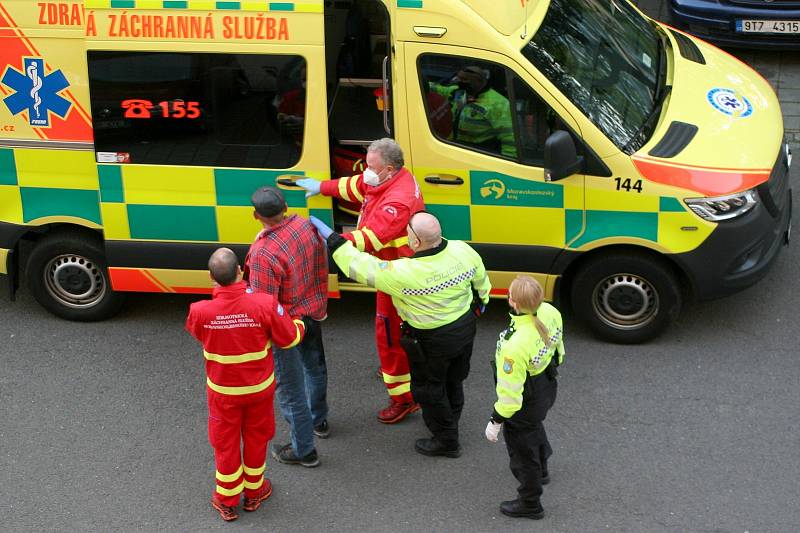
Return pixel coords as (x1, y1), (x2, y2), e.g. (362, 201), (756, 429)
(0, 0), (787, 303)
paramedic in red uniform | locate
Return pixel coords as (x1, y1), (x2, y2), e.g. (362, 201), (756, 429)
(186, 248), (306, 522)
(297, 138), (426, 423)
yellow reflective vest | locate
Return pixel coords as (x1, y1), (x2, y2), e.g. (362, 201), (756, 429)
(332, 239), (491, 329)
(493, 303), (564, 419)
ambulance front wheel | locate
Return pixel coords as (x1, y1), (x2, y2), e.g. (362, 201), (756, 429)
(27, 232), (125, 322)
(571, 252), (681, 344)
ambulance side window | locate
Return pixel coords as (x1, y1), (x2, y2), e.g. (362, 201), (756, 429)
(418, 54), (564, 167)
(419, 55), (516, 160)
(88, 51), (306, 169)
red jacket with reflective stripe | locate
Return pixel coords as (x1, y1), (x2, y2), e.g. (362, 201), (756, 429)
(320, 167), (425, 260)
(185, 281), (305, 397)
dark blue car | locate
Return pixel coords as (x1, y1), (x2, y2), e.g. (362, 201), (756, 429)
(668, 1), (800, 50)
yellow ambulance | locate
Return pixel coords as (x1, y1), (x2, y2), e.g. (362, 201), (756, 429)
(0, 0), (792, 342)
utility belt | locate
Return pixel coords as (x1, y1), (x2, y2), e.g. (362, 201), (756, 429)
(533, 353), (560, 382)
(399, 307), (474, 363)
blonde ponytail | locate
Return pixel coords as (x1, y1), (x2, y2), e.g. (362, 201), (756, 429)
(508, 275), (550, 347)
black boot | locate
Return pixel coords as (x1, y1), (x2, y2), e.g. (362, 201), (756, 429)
(414, 438), (462, 458)
(500, 499), (544, 519)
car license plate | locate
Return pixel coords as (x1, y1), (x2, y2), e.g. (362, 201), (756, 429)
(736, 20), (800, 34)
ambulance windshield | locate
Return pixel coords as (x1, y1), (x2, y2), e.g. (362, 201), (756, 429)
(522, 0), (664, 152)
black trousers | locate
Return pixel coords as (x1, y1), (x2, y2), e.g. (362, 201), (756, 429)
(503, 371), (557, 504)
(404, 311), (476, 448)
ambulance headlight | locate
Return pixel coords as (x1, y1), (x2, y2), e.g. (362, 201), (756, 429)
(684, 189), (758, 221)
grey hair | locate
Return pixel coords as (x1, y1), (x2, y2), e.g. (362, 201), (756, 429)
(368, 138), (404, 169)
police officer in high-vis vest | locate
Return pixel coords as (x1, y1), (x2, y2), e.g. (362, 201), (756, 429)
(309, 212), (491, 458)
(485, 275), (564, 520)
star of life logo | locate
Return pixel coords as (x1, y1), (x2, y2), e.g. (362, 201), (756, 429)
(707, 88), (753, 119)
(1, 57), (72, 128)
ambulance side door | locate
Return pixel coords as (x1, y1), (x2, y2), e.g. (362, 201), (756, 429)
(402, 43), (586, 293)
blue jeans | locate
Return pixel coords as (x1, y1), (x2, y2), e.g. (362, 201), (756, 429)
(272, 318), (328, 457)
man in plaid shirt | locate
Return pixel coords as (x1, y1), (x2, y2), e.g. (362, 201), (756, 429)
(244, 186), (329, 468)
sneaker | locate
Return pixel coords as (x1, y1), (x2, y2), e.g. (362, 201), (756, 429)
(211, 498), (239, 522)
(377, 401), (420, 424)
(271, 443), (320, 468)
(242, 479), (273, 512)
(314, 420), (330, 439)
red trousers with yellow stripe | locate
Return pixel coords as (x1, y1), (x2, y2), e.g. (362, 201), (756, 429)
(376, 291), (413, 404)
(207, 388), (275, 507)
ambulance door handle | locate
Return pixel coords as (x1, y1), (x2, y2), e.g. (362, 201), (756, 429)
(425, 174), (464, 185)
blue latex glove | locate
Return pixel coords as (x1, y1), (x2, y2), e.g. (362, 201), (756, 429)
(296, 178), (321, 198)
(309, 216), (334, 240)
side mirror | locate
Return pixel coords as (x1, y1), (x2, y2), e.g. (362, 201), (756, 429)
(544, 130), (584, 181)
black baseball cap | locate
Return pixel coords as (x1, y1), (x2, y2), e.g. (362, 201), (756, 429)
(251, 186), (286, 218)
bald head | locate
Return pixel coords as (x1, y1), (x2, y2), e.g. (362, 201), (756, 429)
(208, 247), (240, 286)
(408, 212), (442, 252)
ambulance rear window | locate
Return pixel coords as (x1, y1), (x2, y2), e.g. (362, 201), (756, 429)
(87, 51), (306, 169)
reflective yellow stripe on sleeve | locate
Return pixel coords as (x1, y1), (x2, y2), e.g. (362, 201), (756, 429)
(204, 343), (270, 364)
(384, 236), (409, 249)
(281, 319), (304, 349)
(361, 227), (385, 251)
(207, 373), (275, 396)
(348, 176), (364, 202)
(351, 230), (367, 251)
(338, 177), (353, 201)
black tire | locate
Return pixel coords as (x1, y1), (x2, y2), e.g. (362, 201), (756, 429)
(570, 252), (681, 344)
(26, 232), (125, 321)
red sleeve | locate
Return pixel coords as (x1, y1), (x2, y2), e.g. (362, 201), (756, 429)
(320, 174), (367, 205)
(267, 298), (306, 349)
(185, 304), (203, 343)
(351, 201), (411, 253)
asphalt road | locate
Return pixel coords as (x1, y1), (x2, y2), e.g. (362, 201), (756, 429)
(1, 156), (799, 532)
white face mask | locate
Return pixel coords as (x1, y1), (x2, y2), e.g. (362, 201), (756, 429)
(363, 168), (381, 186)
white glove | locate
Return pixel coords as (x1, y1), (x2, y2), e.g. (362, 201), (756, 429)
(485, 420), (502, 443)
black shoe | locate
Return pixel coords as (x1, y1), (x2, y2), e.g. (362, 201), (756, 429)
(541, 463), (550, 485)
(270, 443), (320, 468)
(500, 499), (544, 519)
(414, 438), (462, 458)
(313, 420), (330, 439)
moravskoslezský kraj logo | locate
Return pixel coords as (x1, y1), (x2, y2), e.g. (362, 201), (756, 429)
(480, 178), (506, 200)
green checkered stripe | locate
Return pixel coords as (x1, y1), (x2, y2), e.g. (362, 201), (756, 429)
(85, 0), (315, 11)
(456, 169), (688, 248)
(0, 149), (101, 225)
(97, 165), (332, 241)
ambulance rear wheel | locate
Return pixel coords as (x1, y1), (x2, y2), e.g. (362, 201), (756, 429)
(571, 252), (681, 344)
(27, 232), (125, 321)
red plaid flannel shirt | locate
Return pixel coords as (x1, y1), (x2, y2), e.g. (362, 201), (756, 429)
(244, 214), (328, 320)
